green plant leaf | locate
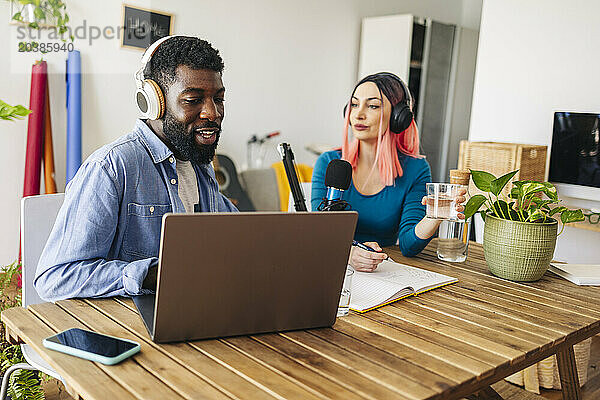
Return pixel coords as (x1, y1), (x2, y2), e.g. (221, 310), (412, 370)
(537, 199), (555, 210)
(561, 209), (585, 224)
(520, 182), (546, 198)
(549, 206), (567, 216)
(528, 208), (546, 223)
(490, 170), (518, 196)
(12, 105), (31, 117)
(33, 5), (45, 20)
(0, 100), (32, 121)
(542, 182), (558, 201)
(12, 12), (22, 21)
(464, 194), (487, 219)
(479, 210), (486, 222)
(470, 170), (496, 192)
(509, 186), (520, 199)
(492, 199), (520, 220)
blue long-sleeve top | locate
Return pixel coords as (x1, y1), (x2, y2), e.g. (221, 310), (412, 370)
(311, 150), (432, 257)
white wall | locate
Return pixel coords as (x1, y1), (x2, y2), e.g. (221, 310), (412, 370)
(469, 0), (600, 263)
(470, 0), (600, 146)
(0, 0), (481, 266)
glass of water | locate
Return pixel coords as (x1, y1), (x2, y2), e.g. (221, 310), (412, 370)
(437, 218), (471, 262)
(337, 266), (354, 317)
(426, 183), (462, 220)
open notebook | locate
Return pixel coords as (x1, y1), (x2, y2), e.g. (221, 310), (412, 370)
(549, 263), (600, 286)
(350, 259), (458, 313)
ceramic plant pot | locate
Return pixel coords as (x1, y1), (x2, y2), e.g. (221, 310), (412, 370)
(483, 214), (558, 282)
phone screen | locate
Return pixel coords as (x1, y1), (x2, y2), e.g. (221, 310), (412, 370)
(45, 328), (138, 358)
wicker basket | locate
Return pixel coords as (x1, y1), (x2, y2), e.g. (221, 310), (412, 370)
(505, 338), (592, 393)
(458, 141), (547, 198)
(483, 214), (558, 282)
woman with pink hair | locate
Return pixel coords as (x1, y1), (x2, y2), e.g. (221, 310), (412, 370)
(311, 72), (465, 271)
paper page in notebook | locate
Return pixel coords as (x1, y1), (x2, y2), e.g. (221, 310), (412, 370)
(349, 259), (458, 312)
(549, 263), (600, 286)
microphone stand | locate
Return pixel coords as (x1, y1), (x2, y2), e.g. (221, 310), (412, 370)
(277, 143), (308, 212)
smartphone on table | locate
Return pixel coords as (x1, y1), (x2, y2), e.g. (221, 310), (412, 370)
(43, 328), (140, 365)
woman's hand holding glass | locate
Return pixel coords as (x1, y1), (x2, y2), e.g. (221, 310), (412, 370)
(421, 187), (467, 220)
(348, 241), (388, 272)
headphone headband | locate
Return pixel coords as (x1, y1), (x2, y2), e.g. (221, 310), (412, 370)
(370, 72), (411, 108)
(139, 35), (185, 73)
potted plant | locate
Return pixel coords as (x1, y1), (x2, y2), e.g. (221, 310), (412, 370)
(464, 170), (585, 281)
(9, 0), (71, 40)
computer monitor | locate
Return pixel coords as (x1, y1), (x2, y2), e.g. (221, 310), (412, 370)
(549, 112), (600, 202)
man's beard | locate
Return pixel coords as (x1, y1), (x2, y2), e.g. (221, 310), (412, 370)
(162, 112), (220, 165)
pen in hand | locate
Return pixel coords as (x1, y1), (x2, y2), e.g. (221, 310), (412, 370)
(352, 240), (390, 260)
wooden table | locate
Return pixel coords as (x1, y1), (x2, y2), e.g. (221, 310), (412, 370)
(3, 242), (600, 400)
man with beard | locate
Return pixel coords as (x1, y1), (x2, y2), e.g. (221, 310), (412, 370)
(35, 36), (237, 301)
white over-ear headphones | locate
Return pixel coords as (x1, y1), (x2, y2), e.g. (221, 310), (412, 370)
(134, 35), (184, 120)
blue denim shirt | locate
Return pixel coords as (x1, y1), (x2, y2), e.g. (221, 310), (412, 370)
(35, 119), (237, 301)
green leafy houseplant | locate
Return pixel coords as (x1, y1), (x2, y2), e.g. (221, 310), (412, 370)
(464, 170), (585, 231)
(0, 100), (31, 121)
(10, 0), (70, 38)
(0, 262), (46, 400)
(463, 169), (585, 281)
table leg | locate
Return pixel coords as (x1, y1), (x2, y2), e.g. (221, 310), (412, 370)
(465, 386), (503, 400)
(557, 345), (582, 400)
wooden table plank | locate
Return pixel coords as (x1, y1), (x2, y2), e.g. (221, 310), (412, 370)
(342, 314), (492, 377)
(387, 299), (536, 360)
(251, 332), (409, 400)
(281, 329), (443, 399)
(224, 336), (368, 400)
(442, 285), (581, 334)
(406, 294), (560, 345)
(429, 287), (579, 338)
(329, 319), (476, 383)
(1, 307), (137, 400)
(94, 298), (355, 400)
(187, 339), (325, 400)
(420, 246), (600, 317)
(443, 273), (600, 324)
(376, 303), (524, 361)
(364, 309), (509, 367)
(309, 327), (461, 387)
(50, 300), (229, 400)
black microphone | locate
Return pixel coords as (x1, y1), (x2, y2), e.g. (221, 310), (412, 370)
(318, 159), (352, 211)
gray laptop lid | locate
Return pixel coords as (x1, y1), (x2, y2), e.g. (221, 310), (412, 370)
(146, 211), (357, 343)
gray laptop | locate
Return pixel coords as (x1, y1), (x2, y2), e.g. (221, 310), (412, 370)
(133, 211), (358, 343)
